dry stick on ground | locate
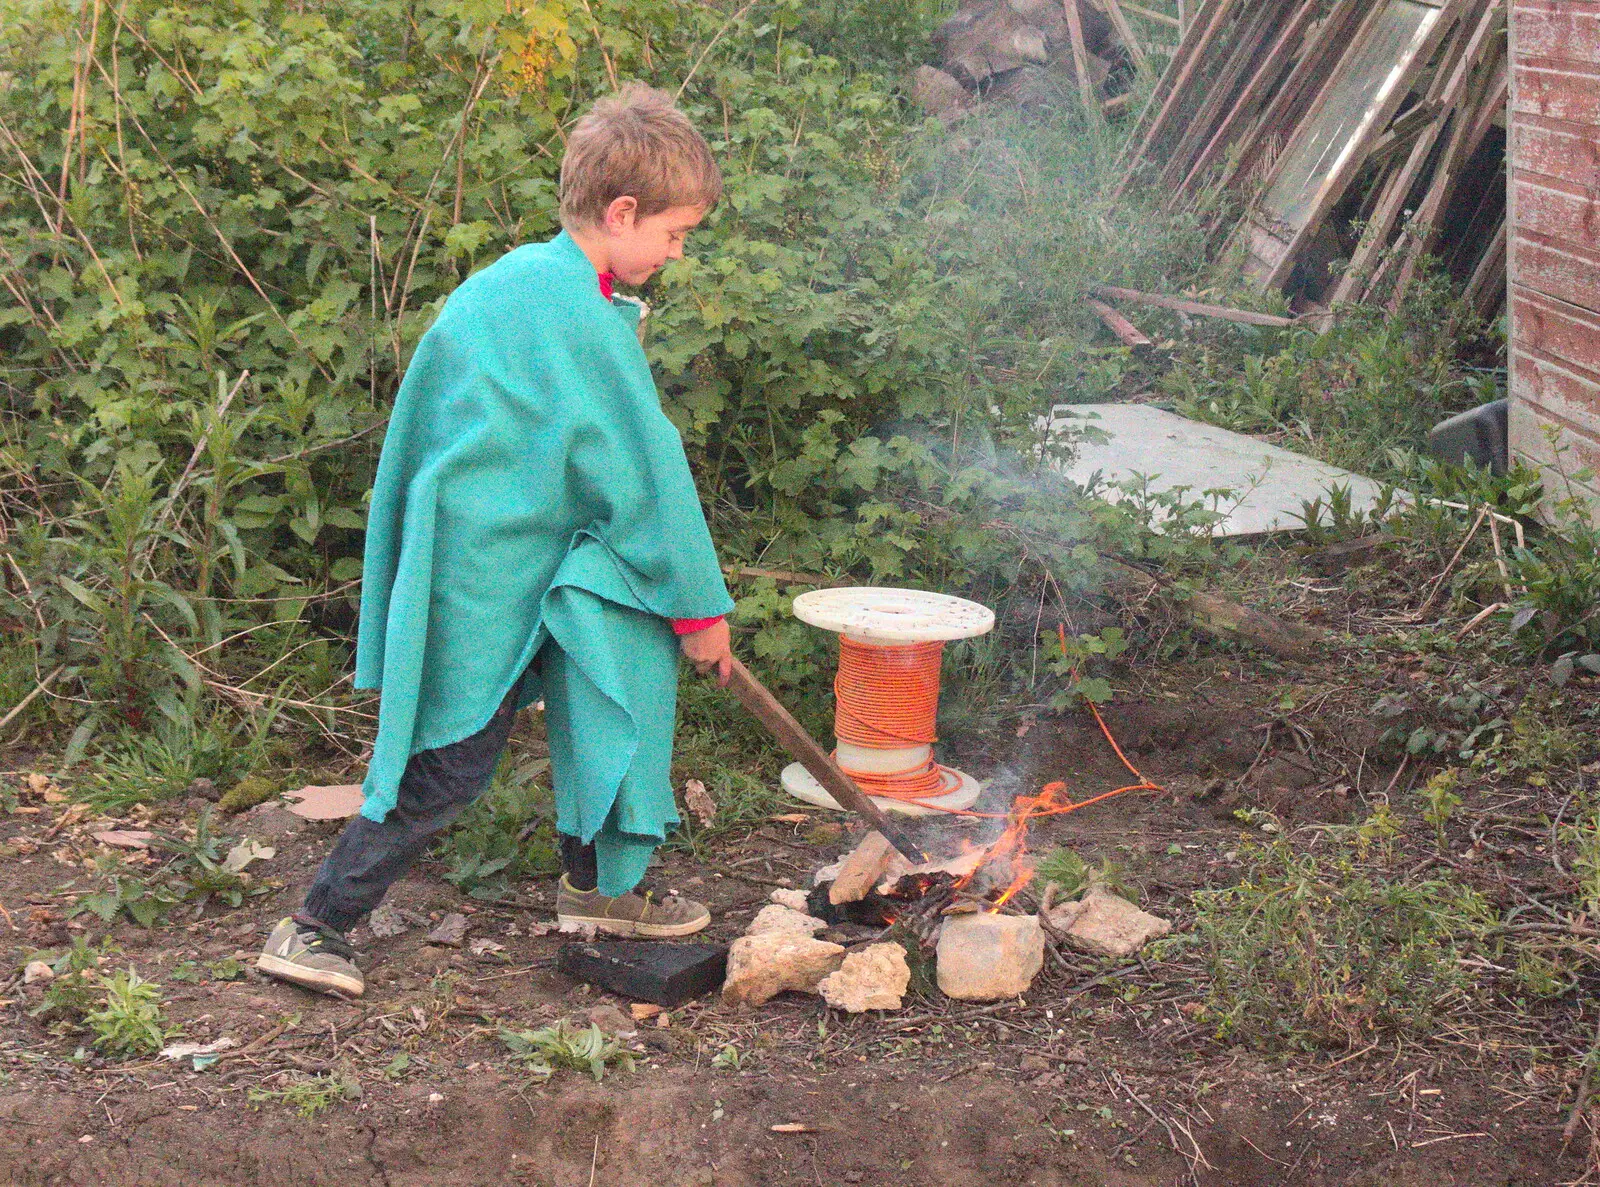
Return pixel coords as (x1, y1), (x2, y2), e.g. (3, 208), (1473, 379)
(1090, 285), (1296, 328)
(1086, 298), (1153, 348)
(0, 666), (65, 734)
(1099, 556), (1328, 660)
(1412, 506), (1488, 619)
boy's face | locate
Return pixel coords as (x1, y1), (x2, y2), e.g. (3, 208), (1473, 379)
(601, 200), (706, 287)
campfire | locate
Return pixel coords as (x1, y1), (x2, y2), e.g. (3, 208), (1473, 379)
(803, 779), (1073, 936)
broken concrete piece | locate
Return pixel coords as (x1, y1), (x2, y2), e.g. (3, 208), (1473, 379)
(746, 904), (828, 937)
(912, 65), (973, 122)
(721, 933), (845, 1008)
(283, 784), (364, 820)
(818, 943), (911, 1013)
(936, 912), (1045, 1001)
(91, 830), (154, 850)
(366, 901), (410, 939)
(769, 888), (811, 911)
(426, 913), (469, 947)
(811, 859), (844, 887)
(1047, 891), (1171, 958)
(22, 961), (52, 985)
(830, 832), (899, 904)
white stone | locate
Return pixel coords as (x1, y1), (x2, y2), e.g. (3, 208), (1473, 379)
(769, 888), (811, 911)
(1048, 891), (1171, 959)
(936, 913), (1044, 1001)
(22, 961), (52, 985)
(745, 904), (828, 937)
(722, 933), (845, 1008)
(818, 944), (910, 1013)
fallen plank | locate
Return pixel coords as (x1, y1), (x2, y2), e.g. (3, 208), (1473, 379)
(1100, 555), (1328, 659)
(1086, 298), (1154, 348)
(1091, 285), (1295, 327)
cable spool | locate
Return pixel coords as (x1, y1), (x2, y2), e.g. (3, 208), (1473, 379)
(782, 587), (995, 817)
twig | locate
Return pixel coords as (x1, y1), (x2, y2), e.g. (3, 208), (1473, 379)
(676, 2), (756, 99)
(1485, 507), (1517, 601)
(1455, 601), (1504, 640)
(0, 665), (65, 733)
(148, 370), (249, 540)
(1413, 505), (1487, 618)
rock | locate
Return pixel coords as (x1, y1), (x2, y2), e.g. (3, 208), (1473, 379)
(721, 933), (845, 1008)
(367, 902), (411, 939)
(936, 912), (1044, 1001)
(587, 1003), (638, 1036)
(817, 943), (910, 1013)
(769, 888), (811, 911)
(426, 913), (469, 948)
(282, 784), (365, 821)
(912, 65), (974, 122)
(186, 778), (220, 802)
(91, 830), (155, 850)
(941, 4), (1050, 86)
(22, 961), (53, 985)
(1047, 891), (1171, 959)
(746, 904), (828, 937)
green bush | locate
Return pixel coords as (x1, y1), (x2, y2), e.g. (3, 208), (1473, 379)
(1, 0), (1218, 768)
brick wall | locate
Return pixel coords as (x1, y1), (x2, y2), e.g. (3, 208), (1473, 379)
(1508, 0), (1600, 523)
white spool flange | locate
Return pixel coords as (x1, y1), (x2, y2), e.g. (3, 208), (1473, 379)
(781, 587), (995, 817)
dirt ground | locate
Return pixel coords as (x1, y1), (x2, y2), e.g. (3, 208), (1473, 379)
(0, 635), (1586, 1186)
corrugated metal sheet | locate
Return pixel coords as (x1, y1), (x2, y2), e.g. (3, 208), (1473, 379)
(1508, 0), (1600, 520)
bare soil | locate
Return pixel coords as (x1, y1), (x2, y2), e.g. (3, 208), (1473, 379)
(0, 634), (1586, 1185)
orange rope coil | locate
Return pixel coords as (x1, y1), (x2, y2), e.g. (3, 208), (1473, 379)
(824, 621), (1163, 819)
(832, 638), (960, 799)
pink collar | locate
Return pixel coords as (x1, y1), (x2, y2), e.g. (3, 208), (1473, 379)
(597, 272), (615, 300)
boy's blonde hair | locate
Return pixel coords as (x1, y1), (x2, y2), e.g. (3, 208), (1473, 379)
(559, 83), (722, 228)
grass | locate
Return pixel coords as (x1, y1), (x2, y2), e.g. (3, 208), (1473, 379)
(248, 1073), (355, 1118)
(1194, 834), (1494, 1051)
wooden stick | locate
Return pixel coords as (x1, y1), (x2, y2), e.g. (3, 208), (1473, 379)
(1086, 298), (1153, 348)
(724, 658), (927, 864)
(1090, 285), (1295, 327)
(1099, 0), (1149, 73)
(0, 666), (65, 733)
(1099, 557), (1327, 659)
(1121, 2), (1180, 26)
(1062, 0), (1102, 116)
(1170, 0), (1325, 202)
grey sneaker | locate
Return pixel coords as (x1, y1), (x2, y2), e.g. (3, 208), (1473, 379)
(555, 875), (711, 938)
(257, 916), (364, 998)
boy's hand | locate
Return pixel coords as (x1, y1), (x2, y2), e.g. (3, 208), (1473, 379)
(680, 619), (733, 687)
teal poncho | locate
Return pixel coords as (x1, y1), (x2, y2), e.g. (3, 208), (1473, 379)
(354, 231), (734, 896)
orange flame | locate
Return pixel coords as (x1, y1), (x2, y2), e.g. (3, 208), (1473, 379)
(953, 781), (1073, 911)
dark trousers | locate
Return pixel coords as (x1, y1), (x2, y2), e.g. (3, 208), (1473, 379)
(302, 674), (597, 933)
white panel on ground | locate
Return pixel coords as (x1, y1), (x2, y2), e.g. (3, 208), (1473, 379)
(1047, 403), (1396, 536)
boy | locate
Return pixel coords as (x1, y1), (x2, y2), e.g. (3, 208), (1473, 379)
(258, 84), (735, 999)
